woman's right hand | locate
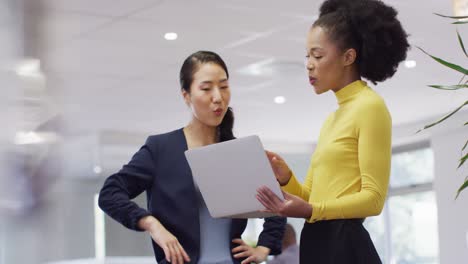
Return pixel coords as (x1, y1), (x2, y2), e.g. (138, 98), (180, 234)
(265, 150), (292, 186)
(139, 216), (191, 264)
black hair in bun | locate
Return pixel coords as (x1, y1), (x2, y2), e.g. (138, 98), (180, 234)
(313, 0), (410, 84)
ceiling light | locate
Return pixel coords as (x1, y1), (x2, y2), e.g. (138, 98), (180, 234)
(14, 131), (43, 145)
(404, 60), (416, 68)
(164, 32), (178, 40)
(14, 131), (58, 145)
(274, 96), (286, 104)
(93, 166), (102, 174)
(15, 58), (41, 77)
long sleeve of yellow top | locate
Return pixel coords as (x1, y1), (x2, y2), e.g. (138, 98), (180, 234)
(282, 80), (392, 223)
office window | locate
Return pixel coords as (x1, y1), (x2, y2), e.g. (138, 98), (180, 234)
(365, 146), (439, 264)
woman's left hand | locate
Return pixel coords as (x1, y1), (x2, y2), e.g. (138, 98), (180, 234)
(232, 239), (270, 264)
(256, 186), (313, 219)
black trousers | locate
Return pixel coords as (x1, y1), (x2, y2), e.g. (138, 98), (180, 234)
(300, 219), (382, 264)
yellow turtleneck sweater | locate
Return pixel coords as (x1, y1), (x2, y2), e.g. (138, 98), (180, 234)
(282, 80), (392, 223)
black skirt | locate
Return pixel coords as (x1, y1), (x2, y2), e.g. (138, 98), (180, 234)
(300, 219), (382, 264)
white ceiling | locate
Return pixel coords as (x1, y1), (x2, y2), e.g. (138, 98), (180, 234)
(26, 0), (468, 143)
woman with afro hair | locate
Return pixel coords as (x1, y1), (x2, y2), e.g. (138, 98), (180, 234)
(256, 0), (409, 263)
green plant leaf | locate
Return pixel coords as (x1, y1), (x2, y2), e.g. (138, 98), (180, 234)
(465, 121), (468, 126)
(458, 74), (467, 85)
(455, 178), (468, 199)
(459, 152), (468, 168)
(434, 13), (468, 19)
(417, 101), (468, 132)
(457, 30), (468, 58)
(453, 21), (468, 24)
(417, 47), (468, 75)
(428, 84), (468, 90)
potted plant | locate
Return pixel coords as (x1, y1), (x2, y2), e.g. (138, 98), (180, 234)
(417, 13), (467, 198)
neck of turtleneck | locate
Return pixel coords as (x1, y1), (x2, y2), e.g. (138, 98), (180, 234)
(334, 80), (367, 106)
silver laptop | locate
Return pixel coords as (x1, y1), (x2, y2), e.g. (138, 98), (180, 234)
(184, 135), (284, 218)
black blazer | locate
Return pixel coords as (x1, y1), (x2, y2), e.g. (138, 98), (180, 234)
(98, 128), (286, 263)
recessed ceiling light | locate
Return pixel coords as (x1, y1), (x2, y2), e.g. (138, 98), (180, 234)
(93, 166), (102, 174)
(14, 131), (43, 145)
(164, 32), (178, 40)
(274, 96), (286, 104)
(15, 58), (41, 77)
(404, 60), (416, 68)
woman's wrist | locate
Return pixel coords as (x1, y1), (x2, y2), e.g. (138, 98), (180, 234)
(255, 246), (271, 257)
(138, 215), (162, 233)
(304, 203), (313, 219)
(279, 170), (293, 186)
